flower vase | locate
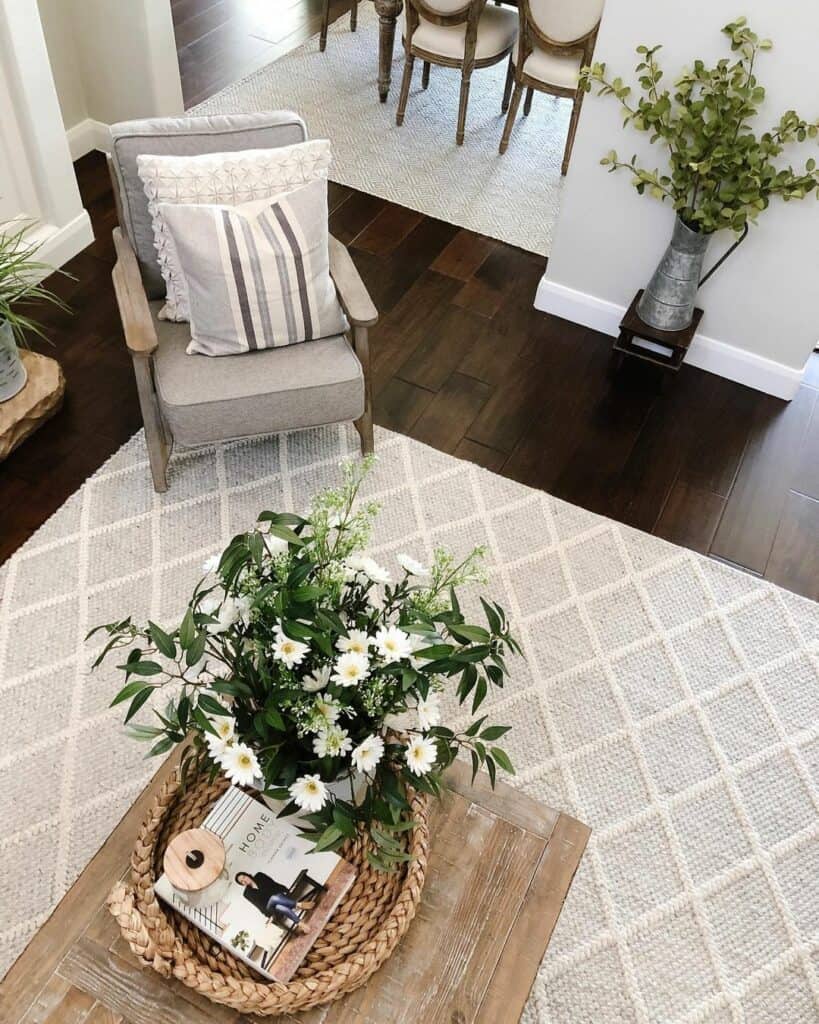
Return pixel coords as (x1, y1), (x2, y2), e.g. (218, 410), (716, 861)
(0, 320), (27, 402)
(637, 216), (712, 332)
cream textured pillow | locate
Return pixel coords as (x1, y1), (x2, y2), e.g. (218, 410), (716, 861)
(137, 139), (332, 322)
(158, 179), (348, 356)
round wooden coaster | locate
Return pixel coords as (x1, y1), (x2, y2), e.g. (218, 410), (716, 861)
(163, 827), (225, 893)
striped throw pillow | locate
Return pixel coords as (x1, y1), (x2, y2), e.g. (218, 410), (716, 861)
(158, 178), (347, 356)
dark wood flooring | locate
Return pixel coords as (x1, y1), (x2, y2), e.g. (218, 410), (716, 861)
(2, 3), (818, 605)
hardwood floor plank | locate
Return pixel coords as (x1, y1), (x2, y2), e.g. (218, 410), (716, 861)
(353, 204), (425, 256)
(710, 385), (817, 574)
(411, 372), (491, 453)
(452, 246), (535, 320)
(430, 230), (495, 281)
(764, 490), (819, 600)
(328, 191), (387, 245)
(398, 304), (489, 392)
(654, 480), (725, 555)
(453, 438), (507, 473)
(374, 377), (435, 434)
(792, 399), (819, 501)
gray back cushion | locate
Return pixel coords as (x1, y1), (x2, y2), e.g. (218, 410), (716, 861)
(109, 112), (308, 298)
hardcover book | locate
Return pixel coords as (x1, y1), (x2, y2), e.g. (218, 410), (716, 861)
(153, 785), (356, 982)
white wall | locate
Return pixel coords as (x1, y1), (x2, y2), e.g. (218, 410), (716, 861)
(37, 0), (184, 158)
(537, 0), (819, 399)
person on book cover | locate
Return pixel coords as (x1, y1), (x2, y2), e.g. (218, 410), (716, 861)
(235, 872), (317, 935)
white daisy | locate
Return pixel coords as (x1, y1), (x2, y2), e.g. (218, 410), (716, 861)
(209, 715), (236, 743)
(314, 695), (342, 725)
(220, 743), (260, 786)
(416, 692), (441, 732)
(272, 625), (309, 669)
(345, 554), (391, 585)
(290, 774), (329, 813)
(374, 626), (412, 663)
(336, 629), (371, 655)
(351, 734), (385, 774)
(396, 553), (430, 578)
(405, 735), (437, 776)
(313, 725), (353, 759)
(302, 664), (331, 693)
(332, 650), (370, 687)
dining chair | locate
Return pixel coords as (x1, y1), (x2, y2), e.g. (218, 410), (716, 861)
(397, 0), (518, 145)
(320, 0), (359, 52)
(499, 0), (603, 172)
(107, 112), (377, 493)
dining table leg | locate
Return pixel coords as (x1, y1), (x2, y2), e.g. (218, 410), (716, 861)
(372, 0), (403, 101)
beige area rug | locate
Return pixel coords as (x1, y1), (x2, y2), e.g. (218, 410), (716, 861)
(190, 4), (567, 256)
(2, 424), (819, 1022)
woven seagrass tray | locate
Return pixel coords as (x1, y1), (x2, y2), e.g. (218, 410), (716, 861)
(107, 767), (431, 1016)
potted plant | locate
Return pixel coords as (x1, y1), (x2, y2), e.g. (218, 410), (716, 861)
(580, 18), (819, 331)
(90, 457), (520, 870)
(0, 220), (67, 401)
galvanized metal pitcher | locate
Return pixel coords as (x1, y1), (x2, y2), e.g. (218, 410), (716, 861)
(637, 216), (711, 332)
(0, 319), (27, 402)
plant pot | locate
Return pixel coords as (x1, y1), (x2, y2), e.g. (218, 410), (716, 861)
(0, 320), (27, 402)
(637, 216), (712, 332)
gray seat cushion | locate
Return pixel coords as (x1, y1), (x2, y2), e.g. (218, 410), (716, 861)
(110, 112), (307, 299)
(151, 303), (365, 447)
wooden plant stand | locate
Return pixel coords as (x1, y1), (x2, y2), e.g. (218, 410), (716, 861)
(0, 351), (65, 460)
(0, 755), (589, 1024)
(613, 289), (704, 372)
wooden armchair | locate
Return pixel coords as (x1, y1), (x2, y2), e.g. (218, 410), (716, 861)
(397, 0), (517, 145)
(107, 113), (377, 493)
(499, 0), (603, 172)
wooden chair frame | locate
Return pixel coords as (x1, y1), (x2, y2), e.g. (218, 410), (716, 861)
(397, 0), (514, 145)
(106, 159), (377, 493)
(320, 0), (359, 52)
(499, 0), (600, 173)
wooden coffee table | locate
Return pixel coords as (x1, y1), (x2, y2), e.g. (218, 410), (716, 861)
(1, 755), (589, 1024)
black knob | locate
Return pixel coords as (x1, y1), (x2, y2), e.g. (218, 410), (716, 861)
(186, 849), (205, 869)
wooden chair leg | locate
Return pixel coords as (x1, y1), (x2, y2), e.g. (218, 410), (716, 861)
(456, 69), (473, 146)
(422, 61), (431, 89)
(396, 54), (415, 126)
(523, 87), (534, 116)
(499, 81), (523, 154)
(320, 0), (330, 51)
(353, 326), (374, 455)
(132, 355), (170, 492)
(501, 54), (514, 113)
(350, 0), (358, 31)
(562, 91), (584, 175)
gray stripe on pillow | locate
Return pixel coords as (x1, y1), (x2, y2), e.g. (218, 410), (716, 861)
(237, 216), (275, 348)
(272, 204), (313, 342)
(257, 211), (297, 345)
(221, 209), (258, 350)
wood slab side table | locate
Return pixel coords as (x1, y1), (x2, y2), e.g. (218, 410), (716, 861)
(0, 351), (65, 460)
(0, 756), (589, 1024)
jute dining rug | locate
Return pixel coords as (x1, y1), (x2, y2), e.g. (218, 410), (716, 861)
(191, 4), (566, 256)
(1, 424), (818, 1022)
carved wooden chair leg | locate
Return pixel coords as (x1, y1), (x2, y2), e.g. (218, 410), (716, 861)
(501, 55), (514, 113)
(499, 80), (523, 154)
(396, 54), (415, 125)
(562, 91), (584, 175)
(456, 68), (473, 146)
(523, 87), (534, 116)
(422, 61), (431, 89)
(350, 0), (358, 31)
(320, 0), (330, 51)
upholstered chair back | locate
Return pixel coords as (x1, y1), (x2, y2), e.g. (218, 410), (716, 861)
(109, 111), (307, 298)
(408, 0), (473, 25)
(527, 0), (603, 44)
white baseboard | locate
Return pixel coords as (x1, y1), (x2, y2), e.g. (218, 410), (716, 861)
(28, 212), (95, 272)
(534, 277), (806, 401)
(66, 118), (111, 160)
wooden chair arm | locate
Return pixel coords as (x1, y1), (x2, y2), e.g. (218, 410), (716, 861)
(112, 228), (158, 357)
(328, 234), (378, 328)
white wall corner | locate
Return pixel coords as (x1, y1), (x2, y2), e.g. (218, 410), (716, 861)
(534, 276), (806, 402)
(30, 211), (94, 271)
(66, 118), (111, 160)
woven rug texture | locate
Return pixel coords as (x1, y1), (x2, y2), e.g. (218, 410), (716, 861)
(1, 425), (818, 1023)
(190, 4), (566, 256)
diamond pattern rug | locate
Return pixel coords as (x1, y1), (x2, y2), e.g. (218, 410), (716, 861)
(190, 4), (566, 256)
(1, 424), (818, 1022)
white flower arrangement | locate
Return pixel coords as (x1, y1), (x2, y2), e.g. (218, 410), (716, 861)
(91, 457), (520, 869)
